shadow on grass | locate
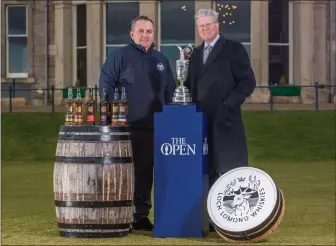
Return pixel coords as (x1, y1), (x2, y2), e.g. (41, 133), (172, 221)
(187, 234), (271, 244)
(130, 230), (153, 237)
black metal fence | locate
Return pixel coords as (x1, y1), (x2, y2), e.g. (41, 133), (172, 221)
(1, 80), (335, 112)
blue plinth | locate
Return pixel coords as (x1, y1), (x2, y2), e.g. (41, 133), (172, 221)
(153, 104), (209, 238)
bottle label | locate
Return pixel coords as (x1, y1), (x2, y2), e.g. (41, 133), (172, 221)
(101, 106), (106, 113)
(112, 104), (119, 123)
(77, 106), (82, 113)
(120, 105), (126, 113)
(88, 105), (94, 114)
(66, 114), (73, 122)
(86, 114), (95, 123)
(67, 105), (73, 113)
(112, 105), (118, 113)
(100, 115), (107, 122)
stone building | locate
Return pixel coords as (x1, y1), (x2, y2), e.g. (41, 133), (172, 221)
(1, 0), (335, 104)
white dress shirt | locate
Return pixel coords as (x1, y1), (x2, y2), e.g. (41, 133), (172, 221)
(204, 34), (220, 51)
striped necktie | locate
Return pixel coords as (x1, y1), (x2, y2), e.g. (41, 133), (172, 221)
(203, 45), (212, 64)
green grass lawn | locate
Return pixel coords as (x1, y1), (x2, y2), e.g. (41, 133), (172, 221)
(1, 111), (335, 245)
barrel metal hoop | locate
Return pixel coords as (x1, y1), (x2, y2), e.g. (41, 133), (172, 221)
(59, 231), (129, 238)
(216, 187), (283, 240)
(55, 156), (133, 164)
(58, 134), (130, 141)
(58, 223), (131, 230)
(216, 194), (284, 241)
(55, 200), (133, 208)
(60, 125), (130, 133)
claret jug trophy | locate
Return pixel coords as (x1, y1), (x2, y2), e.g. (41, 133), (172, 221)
(172, 44), (194, 104)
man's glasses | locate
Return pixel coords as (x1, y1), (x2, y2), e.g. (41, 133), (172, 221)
(196, 21), (217, 30)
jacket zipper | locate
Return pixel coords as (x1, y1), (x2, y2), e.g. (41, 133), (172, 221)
(144, 52), (152, 102)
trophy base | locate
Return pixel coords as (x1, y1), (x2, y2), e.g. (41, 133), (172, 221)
(171, 85), (193, 104)
(171, 98), (193, 104)
(174, 86), (190, 93)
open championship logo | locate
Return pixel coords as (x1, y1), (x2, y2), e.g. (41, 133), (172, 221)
(216, 175), (266, 223)
(160, 137), (196, 156)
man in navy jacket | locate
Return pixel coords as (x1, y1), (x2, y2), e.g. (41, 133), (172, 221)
(99, 16), (176, 231)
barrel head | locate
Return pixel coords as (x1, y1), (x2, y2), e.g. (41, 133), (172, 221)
(207, 166), (284, 242)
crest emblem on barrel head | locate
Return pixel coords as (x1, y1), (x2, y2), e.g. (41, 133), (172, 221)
(222, 175), (261, 217)
(207, 167), (279, 233)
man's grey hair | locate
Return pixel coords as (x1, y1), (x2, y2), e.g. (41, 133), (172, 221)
(195, 9), (219, 22)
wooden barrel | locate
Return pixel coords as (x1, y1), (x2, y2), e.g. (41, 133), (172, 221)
(53, 125), (134, 238)
(214, 188), (285, 243)
(207, 167), (285, 243)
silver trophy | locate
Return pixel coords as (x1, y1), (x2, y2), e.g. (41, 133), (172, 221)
(172, 44), (194, 104)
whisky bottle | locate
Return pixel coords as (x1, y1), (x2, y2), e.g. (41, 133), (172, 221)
(65, 87), (74, 125)
(86, 88), (96, 125)
(74, 88), (84, 125)
(111, 88), (119, 126)
(107, 95), (112, 125)
(100, 88), (109, 126)
(117, 87), (128, 126)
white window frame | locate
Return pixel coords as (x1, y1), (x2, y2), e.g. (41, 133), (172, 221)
(72, 3), (87, 86)
(6, 5), (28, 78)
(212, 1), (252, 45)
(289, 1), (294, 84)
(268, 42), (290, 84)
(268, 43), (289, 62)
(103, 1), (139, 60)
(72, 0), (86, 3)
(211, 1), (252, 57)
(106, 0), (138, 3)
(241, 43), (252, 60)
(157, 0), (196, 52)
(268, 0), (290, 84)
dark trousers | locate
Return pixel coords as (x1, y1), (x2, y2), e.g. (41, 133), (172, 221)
(208, 124), (222, 226)
(208, 124), (221, 189)
(130, 128), (154, 223)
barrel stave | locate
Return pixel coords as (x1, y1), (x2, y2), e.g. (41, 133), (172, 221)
(55, 140), (133, 158)
(56, 207), (132, 225)
(101, 163), (134, 201)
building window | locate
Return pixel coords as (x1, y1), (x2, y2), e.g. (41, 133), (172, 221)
(159, 0), (195, 76)
(6, 5), (28, 78)
(73, 4), (87, 87)
(214, 0), (251, 59)
(268, 0), (289, 85)
(105, 1), (139, 58)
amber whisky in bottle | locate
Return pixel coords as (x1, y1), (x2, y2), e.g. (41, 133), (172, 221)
(86, 88), (96, 125)
(74, 88), (84, 125)
(100, 88), (109, 126)
(117, 87), (128, 126)
(65, 87), (74, 125)
(111, 88), (119, 126)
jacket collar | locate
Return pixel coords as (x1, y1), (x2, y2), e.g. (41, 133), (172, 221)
(130, 40), (155, 54)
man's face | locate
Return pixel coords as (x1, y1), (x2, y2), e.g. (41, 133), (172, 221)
(130, 20), (154, 50)
(196, 15), (219, 43)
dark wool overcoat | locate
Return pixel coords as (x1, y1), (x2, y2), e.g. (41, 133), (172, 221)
(186, 33), (256, 174)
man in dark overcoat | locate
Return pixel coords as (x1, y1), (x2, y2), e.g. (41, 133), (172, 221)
(186, 8), (256, 197)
